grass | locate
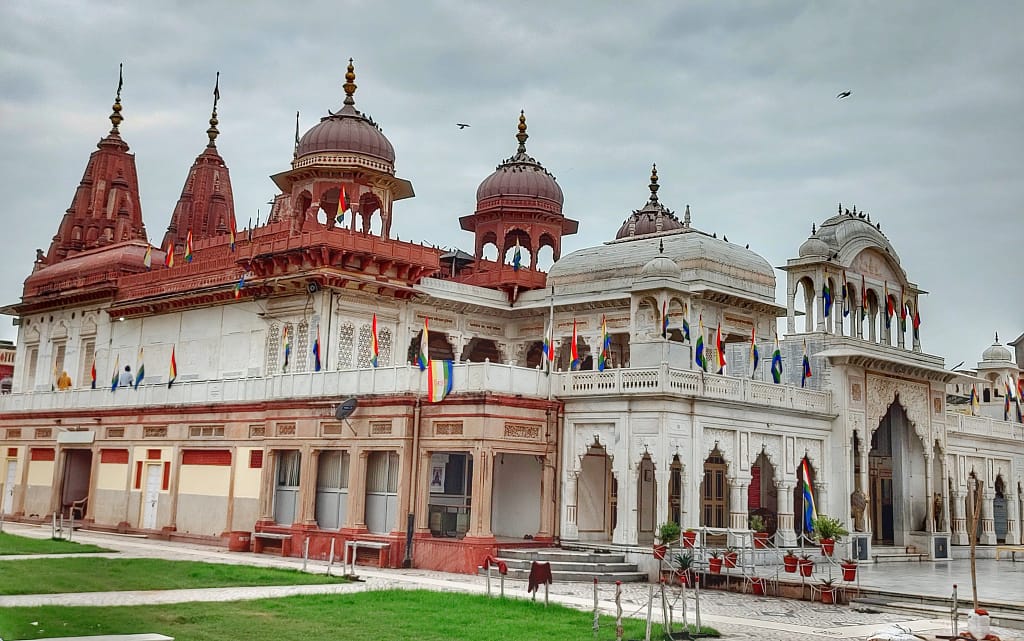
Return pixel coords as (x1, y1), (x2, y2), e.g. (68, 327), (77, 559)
(0, 589), (719, 640)
(0, 557), (346, 595)
(0, 532), (112, 555)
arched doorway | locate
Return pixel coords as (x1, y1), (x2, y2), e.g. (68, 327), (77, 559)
(749, 451), (778, 536)
(637, 455), (656, 544)
(462, 338), (502, 363)
(701, 449), (729, 529)
(577, 443), (615, 542)
(668, 455), (683, 526)
(994, 475), (1008, 544)
(406, 329), (455, 364)
(869, 400), (926, 546)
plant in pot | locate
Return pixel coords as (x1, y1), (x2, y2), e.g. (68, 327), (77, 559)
(783, 550), (798, 573)
(812, 515), (849, 556)
(674, 552), (694, 586)
(749, 515), (769, 549)
(798, 553), (814, 577)
(750, 575), (767, 595)
(654, 521), (681, 560)
(723, 546), (739, 568)
(840, 558), (858, 581)
(818, 578), (838, 604)
(708, 550), (723, 574)
(682, 528), (697, 549)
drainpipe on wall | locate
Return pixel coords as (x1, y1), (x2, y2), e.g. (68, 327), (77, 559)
(403, 396), (422, 567)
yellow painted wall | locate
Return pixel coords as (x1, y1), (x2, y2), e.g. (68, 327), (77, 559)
(27, 460), (54, 486)
(178, 464), (231, 497)
(96, 463), (128, 491)
(233, 447), (262, 499)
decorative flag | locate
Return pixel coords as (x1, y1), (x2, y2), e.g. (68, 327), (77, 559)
(801, 341), (812, 388)
(884, 282), (893, 329)
(512, 238), (522, 272)
(143, 245), (152, 270)
(542, 321), (555, 374)
(681, 303), (691, 342)
(110, 354), (120, 392)
(336, 187), (349, 225)
(133, 348), (145, 389)
(860, 275), (867, 321)
(912, 308), (921, 341)
(598, 315), (610, 371)
(167, 346), (178, 389)
(234, 272), (246, 299)
(695, 315), (707, 372)
(313, 325), (322, 372)
(282, 325), (291, 373)
(770, 333), (783, 384)
(228, 215), (237, 252)
(1018, 378), (1024, 405)
(822, 277), (833, 318)
(427, 359), (453, 403)
(570, 319), (580, 371)
(248, 213), (255, 242)
(370, 314), (379, 368)
(841, 271), (850, 317)
(749, 327), (759, 379)
(416, 318), (429, 371)
(799, 458), (818, 533)
(715, 323), (726, 374)
(900, 289), (908, 332)
(662, 301), (669, 338)
(164, 240), (175, 268)
(970, 385), (980, 415)
(1004, 382), (1011, 421)
(90, 355), (97, 389)
(185, 230), (194, 263)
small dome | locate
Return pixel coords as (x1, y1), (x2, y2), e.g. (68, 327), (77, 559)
(476, 112), (563, 205)
(640, 255), (681, 279)
(615, 165), (686, 240)
(799, 236), (829, 257)
(982, 336), (1012, 362)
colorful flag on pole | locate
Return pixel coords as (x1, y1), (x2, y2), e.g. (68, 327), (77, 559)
(598, 315), (610, 371)
(860, 275), (867, 321)
(427, 359), (453, 403)
(228, 215), (237, 252)
(749, 327), (759, 379)
(900, 288), (908, 332)
(801, 341), (812, 388)
(682, 303), (691, 342)
(185, 230), (194, 263)
(336, 187), (348, 225)
(715, 322), (726, 374)
(841, 271), (850, 317)
(542, 320), (556, 374)
(695, 315), (707, 372)
(912, 308), (921, 341)
(800, 458), (818, 533)
(281, 325), (291, 373)
(512, 238), (522, 272)
(110, 354), (120, 391)
(133, 348), (145, 389)
(884, 282), (893, 329)
(371, 314), (379, 368)
(168, 346), (177, 388)
(1018, 378), (1024, 404)
(417, 318), (429, 371)
(234, 272), (246, 299)
(770, 333), (783, 384)
(90, 355), (97, 389)
(164, 240), (175, 268)
(570, 319), (580, 371)
(143, 245), (152, 270)
(970, 384), (980, 415)
(313, 325), (322, 372)
(1005, 382), (1011, 421)
(822, 277), (833, 318)
(662, 301), (669, 338)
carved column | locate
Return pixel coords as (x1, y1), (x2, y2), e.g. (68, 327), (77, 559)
(298, 448), (320, 526)
(786, 285), (796, 335)
(258, 449), (275, 521)
(537, 454), (556, 540)
(859, 446), (871, 533)
(924, 454), (934, 533)
(979, 488), (996, 545)
(562, 470), (580, 541)
(815, 481), (829, 523)
(951, 488), (967, 545)
(348, 449), (370, 530)
(730, 478), (749, 530)
(775, 481), (797, 547)
(655, 468), (670, 534)
(1005, 489), (1020, 545)
(815, 274), (826, 333)
(939, 459), (951, 533)
(414, 450), (432, 534)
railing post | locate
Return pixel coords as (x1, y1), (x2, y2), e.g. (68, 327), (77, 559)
(660, 362), (669, 393)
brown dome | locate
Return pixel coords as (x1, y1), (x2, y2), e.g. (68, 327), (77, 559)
(476, 112), (563, 205)
(615, 165), (686, 239)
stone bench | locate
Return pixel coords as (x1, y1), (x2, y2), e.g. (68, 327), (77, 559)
(995, 545), (1024, 560)
(343, 540), (391, 575)
(252, 532), (292, 557)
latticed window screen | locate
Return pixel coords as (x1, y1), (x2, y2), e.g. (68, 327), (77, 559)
(357, 324), (372, 367)
(266, 324), (280, 374)
(379, 328), (392, 366)
(295, 320), (309, 373)
(337, 321), (354, 369)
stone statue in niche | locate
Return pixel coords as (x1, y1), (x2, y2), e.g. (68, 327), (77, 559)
(851, 382), (862, 403)
(933, 492), (944, 531)
(933, 396), (942, 414)
(850, 489), (867, 532)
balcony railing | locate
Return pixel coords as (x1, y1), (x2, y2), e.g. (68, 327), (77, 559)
(947, 412), (1024, 441)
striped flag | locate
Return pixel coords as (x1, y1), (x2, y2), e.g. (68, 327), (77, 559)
(860, 275), (867, 321)
(143, 245), (152, 270)
(370, 314), (379, 367)
(133, 348), (145, 389)
(90, 355), (97, 389)
(313, 325), (322, 372)
(427, 359), (453, 403)
(228, 215), (237, 252)
(336, 187), (348, 225)
(570, 319), (579, 371)
(900, 288), (908, 332)
(185, 230), (194, 263)
(715, 322), (726, 374)
(598, 315), (610, 371)
(695, 315), (707, 372)
(282, 325), (291, 373)
(682, 303), (691, 342)
(110, 354), (120, 392)
(662, 301), (669, 338)
(801, 341), (812, 388)
(749, 326), (759, 379)
(770, 333), (783, 384)
(233, 272), (246, 298)
(884, 282), (893, 329)
(800, 458), (818, 533)
(970, 385), (980, 415)
(417, 318), (429, 371)
(167, 346), (178, 388)
(841, 271), (850, 317)
(164, 240), (175, 268)
(542, 320), (555, 374)
(822, 276), (833, 318)
(512, 238), (522, 272)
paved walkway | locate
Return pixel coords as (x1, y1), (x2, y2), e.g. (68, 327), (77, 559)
(0, 523), (1016, 640)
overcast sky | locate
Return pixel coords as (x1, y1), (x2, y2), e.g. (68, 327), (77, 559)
(0, 1), (1021, 370)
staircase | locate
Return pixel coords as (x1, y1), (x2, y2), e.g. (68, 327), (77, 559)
(870, 545), (929, 563)
(480, 547), (648, 583)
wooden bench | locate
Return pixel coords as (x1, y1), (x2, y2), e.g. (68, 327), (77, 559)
(252, 532), (292, 556)
(995, 545), (1024, 560)
(343, 540), (391, 575)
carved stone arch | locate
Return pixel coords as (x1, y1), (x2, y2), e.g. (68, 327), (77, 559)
(50, 321), (70, 341)
(358, 192), (383, 235)
(703, 428), (736, 470)
(24, 326), (41, 343)
(80, 315), (98, 336)
(866, 375), (930, 449)
(537, 232), (558, 262)
(631, 437), (656, 469)
(794, 438), (823, 472)
(636, 294), (660, 338)
(478, 231), (498, 260)
(754, 434), (783, 476)
(575, 430), (615, 467)
(503, 227), (532, 266)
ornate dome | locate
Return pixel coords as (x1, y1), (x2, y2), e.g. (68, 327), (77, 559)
(615, 165), (686, 240)
(799, 235), (829, 257)
(476, 112), (563, 205)
(640, 253), (681, 279)
(811, 206), (900, 264)
(294, 60), (395, 165)
(981, 334), (1012, 362)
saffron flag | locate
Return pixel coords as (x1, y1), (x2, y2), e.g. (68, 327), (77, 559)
(1005, 382), (1011, 421)
(570, 319), (580, 371)
(417, 318), (429, 371)
(801, 341), (812, 388)
(841, 271), (850, 317)
(111, 354), (120, 392)
(228, 215), (237, 252)
(800, 458), (818, 533)
(695, 315), (707, 372)
(884, 282), (893, 329)
(970, 385), (980, 415)
(860, 275), (867, 321)
(900, 289), (908, 332)
(133, 348), (145, 389)
(313, 325), (322, 372)
(542, 320), (555, 373)
(164, 240), (175, 268)
(715, 323), (726, 374)
(427, 359), (453, 403)
(336, 187), (348, 225)
(682, 303), (691, 342)
(512, 238), (522, 272)
(282, 325), (291, 373)
(912, 308), (921, 341)
(185, 230), (194, 263)
(749, 326), (759, 379)
(662, 301), (669, 339)
(371, 314), (379, 367)
(90, 356), (97, 389)
(598, 314), (610, 371)
(770, 333), (783, 384)
(143, 245), (152, 270)
(822, 277), (833, 318)
(234, 272), (246, 298)
(167, 346), (177, 389)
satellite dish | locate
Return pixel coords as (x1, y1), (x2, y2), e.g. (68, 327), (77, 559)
(335, 397), (358, 421)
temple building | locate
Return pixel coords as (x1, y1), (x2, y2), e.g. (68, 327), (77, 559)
(0, 63), (1020, 575)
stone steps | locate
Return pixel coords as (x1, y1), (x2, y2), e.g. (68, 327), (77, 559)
(851, 594), (1024, 631)
(478, 547), (648, 583)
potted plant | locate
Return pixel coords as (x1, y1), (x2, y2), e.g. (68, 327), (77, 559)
(723, 546), (739, 568)
(654, 521), (681, 560)
(682, 528), (697, 549)
(674, 552), (694, 586)
(750, 576), (767, 595)
(708, 550), (723, 574)
(812, 515), (849, 557)
(783, 550), (798, 573)
(840, 558), (858, 582)
(798, 554), (814, 577)
(818, 578), (838, 604)
(750, 515), (770, 549)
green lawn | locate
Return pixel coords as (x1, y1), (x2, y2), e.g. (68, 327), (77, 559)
(0, 589), (719, 641)
(0, 557), (345, 595)
(0, 532), (112, 555)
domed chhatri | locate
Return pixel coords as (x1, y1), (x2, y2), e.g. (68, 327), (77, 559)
(294, 59), (396, 166)
(639, 254), (682, 280)
(476, 111), (563, 205)
(798, 234), (829, 258)
(981, 333), (1013, 363)
(615, 165), (686, 240)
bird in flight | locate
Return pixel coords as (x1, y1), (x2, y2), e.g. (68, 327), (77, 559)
(456, 123), (471, 129)
(836, 91), (852, 99)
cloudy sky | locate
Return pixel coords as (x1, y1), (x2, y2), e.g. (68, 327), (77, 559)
(0, 1), (1020, 369)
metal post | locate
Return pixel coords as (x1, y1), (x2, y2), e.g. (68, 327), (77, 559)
(660, 581), (670, 635)
(69, 513), (74, 541)
(592, 577), (600, 640)
(486, 565), (492, 597)
(51, 512), (56, 539)
(615, 581), (623, 641)
(544, 582), (548, 606)
(302, 538), (309, 572)
(695, 574), (703, 631)
(952, 584), (959, 637)
(500, 573), (505, 599)
(327, 539), (335, 576)
(645, 584), (654, 641)
(681, 574), (689, 631)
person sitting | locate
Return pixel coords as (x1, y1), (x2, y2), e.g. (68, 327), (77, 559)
(118, 365), (134, 389)
(56, 370), (72, 390)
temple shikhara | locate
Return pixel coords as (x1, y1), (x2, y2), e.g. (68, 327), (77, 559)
(0, 62), (1020, 577)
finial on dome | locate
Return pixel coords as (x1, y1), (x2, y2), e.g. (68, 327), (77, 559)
(812, 223), (817, 234)
(516, 110), (529, 153)
(648, 163), (660, 203)
(109, 62), (124, 134)
(684, 204), (691, 226)
(343, 58), (357, 106)
(206, 71), (221, 148)
(659, 239), (664, 254)
(995, 331), (1000, 343)
(838, 202), (842, 214)
(293, 110), (300, 157)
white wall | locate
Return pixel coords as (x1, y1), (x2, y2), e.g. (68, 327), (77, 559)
(491, 453), (541, 538)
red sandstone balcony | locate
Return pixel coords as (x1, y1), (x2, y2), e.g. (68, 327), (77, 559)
(451, 265), (547, 292)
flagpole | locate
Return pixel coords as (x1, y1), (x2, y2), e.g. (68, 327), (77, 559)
(547, 286), (555, 401)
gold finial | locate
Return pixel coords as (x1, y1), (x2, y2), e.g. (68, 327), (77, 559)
(207, 71), (221, 147)
(516, 110), (528, 153)
(109, 63), (124, 134)
(649, 163), (659, 203)
(343, 58), (357, 106)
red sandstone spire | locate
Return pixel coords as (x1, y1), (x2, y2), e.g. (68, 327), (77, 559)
(163, 73), (236, 251)
(44, 64), (148, 265)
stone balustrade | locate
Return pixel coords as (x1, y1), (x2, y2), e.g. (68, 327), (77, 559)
(947, 412), (1024, 441)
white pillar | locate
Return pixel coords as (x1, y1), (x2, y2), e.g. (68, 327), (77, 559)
(1005, 490), (1020, 545)
(730, 478), (749, 530)
(979, 489), (997, 545)
(775, 481), (796, 547)
(951, 489), (968, 545)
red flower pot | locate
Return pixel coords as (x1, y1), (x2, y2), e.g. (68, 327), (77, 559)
(682, 531), (697, 548)
(820, 587), (836, 604)
(654, 544), (667, 560)
(799, 559), (814, 577)
(783, 555), (798, 573)
(724, 552), (738, 568)
(841, 563), (857, 581)
(709, 558), (723, 574)
(754, 532), (770, 549)
(820, 538), (835, 556)
(751, 577), (766, 595)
